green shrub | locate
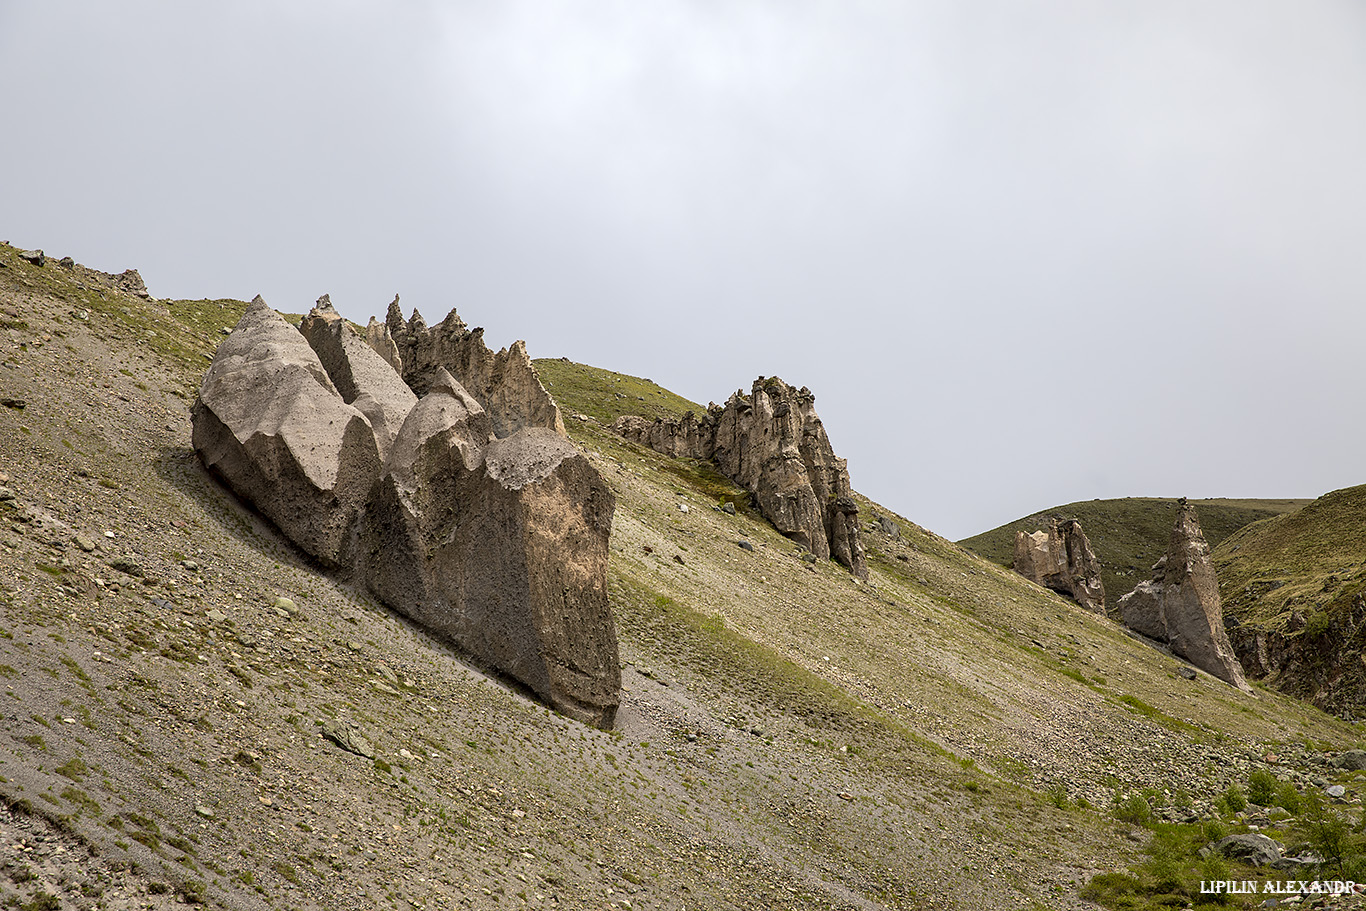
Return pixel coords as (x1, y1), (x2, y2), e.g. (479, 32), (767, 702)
(1298, 793), (1355, 875)
(1197, 853), (1232, 905)
(1201, 817), (1229, 844)
(1248, 769), (1277, 806)
(1219, 784), (1247, 814)
(1079, 872), (1142, 904)
(1141, 828), (1187, 893)
(1113, 793), (1152, 826)
(1274, 781), (1302, 814)
(1303, 610), (1332, 638)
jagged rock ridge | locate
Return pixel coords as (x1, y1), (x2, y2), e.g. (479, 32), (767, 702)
(614, 376), (868, 579)
(192, 296), (619, 727)
(1012, 518), (1106, 613)
(365, 296), (567, 439)
(1118, 503), (1248, 689)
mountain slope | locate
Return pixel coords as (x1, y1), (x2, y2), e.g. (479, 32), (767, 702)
(0, 241), (1359, 911)
(1213, 484), (1366, 714)
(958, 497), (1308, 609)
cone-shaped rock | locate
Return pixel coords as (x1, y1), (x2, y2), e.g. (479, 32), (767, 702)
(191, 296), (381, 567)
(1119, 504), (1248, 689)
(387, 307), (566, 438)
(300, 295), (417, 461)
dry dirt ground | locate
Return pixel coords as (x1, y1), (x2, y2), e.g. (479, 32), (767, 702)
(0, 242), (1361, 911)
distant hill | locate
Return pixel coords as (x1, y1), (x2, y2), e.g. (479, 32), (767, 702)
(959, 497), (1309, 609)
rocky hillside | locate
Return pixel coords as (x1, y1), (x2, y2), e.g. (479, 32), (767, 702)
(959, 497), (1309, 612)
(0, 241), (1363, 911)
(1213, 485), (1366, 717)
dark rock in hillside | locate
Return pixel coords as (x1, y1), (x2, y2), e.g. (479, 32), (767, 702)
(300, 295), (417, 461)
(613, 377), (868, 579)
(1331, 749), (1366, 771)
(1012, 518), (1106, 613)
(1119, 505), (1248, 690)
(113, 269), (151, 299)
(1202, 833), (1282, 867)
(192, 296), (382, 568)
(361, 369), (619, 727)
(194, 299), (620, 728)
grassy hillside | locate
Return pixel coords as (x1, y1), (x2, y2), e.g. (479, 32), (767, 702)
(1210, 485), (1366, 716)
(958, 497), (1308, 608)
(1214, 484), (1366, 628)
(1, 241), (1363, 911)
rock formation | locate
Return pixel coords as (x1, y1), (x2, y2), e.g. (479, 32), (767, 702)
(380, 298), (566, 439)
(1012, 518), (1106, 613)
(194, 296), (619, 728)
(614, 377), (868, 579)
(191, 296), (382, 569)
(300, 295), (417, 461)
(361, 369), (618, 726)
(1118, 504), (1248, 689)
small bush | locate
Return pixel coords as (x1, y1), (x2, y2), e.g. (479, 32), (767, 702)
(1079, 872), (1142, 904)
(1298, 793), (1355, 875)
(1274, 781), (1302, 814)
(1201, 817), (1229, 844)
(1248, 769), (1277, 806)
(1219, 784), (1247, 814)
(1197, 852), (1233, 905)
(1303, 610), (1332, 638)
(1113, 793), (1152, 826)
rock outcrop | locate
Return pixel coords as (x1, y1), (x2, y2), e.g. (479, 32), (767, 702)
(1012, 518), (1106, 613)
(300, 295), (417, 461)
(1118, 504), (1248, 689)
(614, 377), (868, 579)
(381, 299), (566, 439)
(361, 370), (618, 727)
(194, 297), (619, 727)
(191, 296), (382, 568)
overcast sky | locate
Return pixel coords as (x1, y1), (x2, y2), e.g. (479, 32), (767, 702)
(4, 2), (1364, 539)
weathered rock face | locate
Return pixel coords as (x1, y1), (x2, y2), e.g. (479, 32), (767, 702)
(1225, 593), (1366, 717)
(613, 377), (868, 579)
(300, 295), (417, 461)
(1012, 518), (1106, 613)
(361, 369), (619, 727)
(191, 296), (382, 568)
(194, 298), (620, 727)
(363, 297), (404, 375)
(1118, 505), (1248, 689)
(382, 300), (566, 439)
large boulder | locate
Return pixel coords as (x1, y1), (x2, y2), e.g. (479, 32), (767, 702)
(1119, 504), (1248, 689)
(1203, 834), (1282, 867)
(194, 299), (620, 728)
(362, 370), (619, 727)
(612, 377), (868, 579)
(191, 296), (381, 568)
(1012, 518), (1106, 613)
(300, 295), (417, 461)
